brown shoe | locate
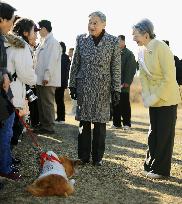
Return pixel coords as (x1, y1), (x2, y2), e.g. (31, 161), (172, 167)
(0, 171), (21, 181)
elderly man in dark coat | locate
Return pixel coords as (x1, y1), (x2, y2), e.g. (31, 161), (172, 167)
(69, 11), (121, 166)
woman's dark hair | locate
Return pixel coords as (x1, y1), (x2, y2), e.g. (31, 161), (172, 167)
(13, 18), (34, 43)
(0, 2), (16, 20)
(60, 42), (66, 53)
(13, 15), (21, 25)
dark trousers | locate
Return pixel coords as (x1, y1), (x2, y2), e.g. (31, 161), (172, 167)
(144, 105), (177, 176)
(55, 87), (65, 121)
(78, 121), (106, 162)
(110, 103), (113, 121)
(28, 87), (39, 127)
(113, 92), (131, 127)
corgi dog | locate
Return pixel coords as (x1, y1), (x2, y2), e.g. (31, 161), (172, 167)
(26, 151), (80, 197)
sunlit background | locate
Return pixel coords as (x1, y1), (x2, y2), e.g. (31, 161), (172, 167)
(5, 0), (182, 58)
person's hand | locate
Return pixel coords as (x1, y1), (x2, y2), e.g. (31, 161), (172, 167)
(69, 87), (77, 100)
(2, 74), (10, 93)
(121, 83), (129, 88)
(143, 94), (158, 108)
(42, 80), (49, 86)
(112, 91), (120, 106)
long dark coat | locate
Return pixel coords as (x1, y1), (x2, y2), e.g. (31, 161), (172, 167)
(69, 32), (121, 123)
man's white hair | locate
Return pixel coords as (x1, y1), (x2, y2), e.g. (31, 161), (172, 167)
(89, 11), (106, 22)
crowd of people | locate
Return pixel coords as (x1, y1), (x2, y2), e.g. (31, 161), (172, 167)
(0, 1), (181, 190)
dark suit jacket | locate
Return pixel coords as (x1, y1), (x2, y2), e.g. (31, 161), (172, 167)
(61, 53), (70, 88)
(121, 47), (137, 92)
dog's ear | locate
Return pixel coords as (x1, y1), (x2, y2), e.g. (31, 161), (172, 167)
(73, 160), (82, 167)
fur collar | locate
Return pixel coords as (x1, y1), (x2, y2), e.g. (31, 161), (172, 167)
(4, 34), (25, 48)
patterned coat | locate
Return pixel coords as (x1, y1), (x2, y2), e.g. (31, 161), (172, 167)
(69, 32), (121, 123)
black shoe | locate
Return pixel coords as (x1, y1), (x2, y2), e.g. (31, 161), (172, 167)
(93, 161), (103, 166)
(0, 171), (21, 181)
(32, 123), (40, 129)
(11, 165), (20, 173)
(33, 128), (55, 135)
(42, 129), (56, 134)
(80, 160), (90, 165)
(32, 123), (42, 131)
(12, 157), (21, 165)
(33, 128), (41, 133)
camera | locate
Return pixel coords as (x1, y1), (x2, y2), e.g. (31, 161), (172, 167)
(26, 85), (38, 103)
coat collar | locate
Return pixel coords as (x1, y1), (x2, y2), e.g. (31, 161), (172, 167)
(121, 46), (127, 54)
(85, 31), (109, 48)
(44, 32), (53, 42)
(4, 34), (25, 49)
(37, 32), (53, 51)
(144, 39), (156, 54)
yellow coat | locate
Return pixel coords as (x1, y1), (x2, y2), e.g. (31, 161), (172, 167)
(139, 39), (181, 107)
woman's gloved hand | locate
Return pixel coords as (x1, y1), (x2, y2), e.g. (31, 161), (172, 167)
(69, 87), (77, 100)
(112, 91), (120, 106)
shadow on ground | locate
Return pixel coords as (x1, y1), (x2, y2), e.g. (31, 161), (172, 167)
(0, 117), (181, 204)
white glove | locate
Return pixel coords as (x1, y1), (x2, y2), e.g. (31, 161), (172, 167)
(143, 94), (159, 108)
(142, 92), (149, 107)
(69, 179), (75, 186)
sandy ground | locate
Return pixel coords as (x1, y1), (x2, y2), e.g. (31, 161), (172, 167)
(0, 99), (181, 204)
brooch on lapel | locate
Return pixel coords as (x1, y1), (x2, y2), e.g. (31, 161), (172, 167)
(147, 49), (152, 54)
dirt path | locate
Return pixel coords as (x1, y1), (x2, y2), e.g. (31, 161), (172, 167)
(0, 105), (181, 204)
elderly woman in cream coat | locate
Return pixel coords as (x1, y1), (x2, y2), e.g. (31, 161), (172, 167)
(69, 11), (121, 166)
(133, 19), (181, 179)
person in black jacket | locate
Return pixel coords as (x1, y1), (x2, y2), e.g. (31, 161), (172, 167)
(112, 35), (137, 130)
(55, 42), (71, 124)
(163, 40), (182, 85)
(0, 2), (21, 181)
